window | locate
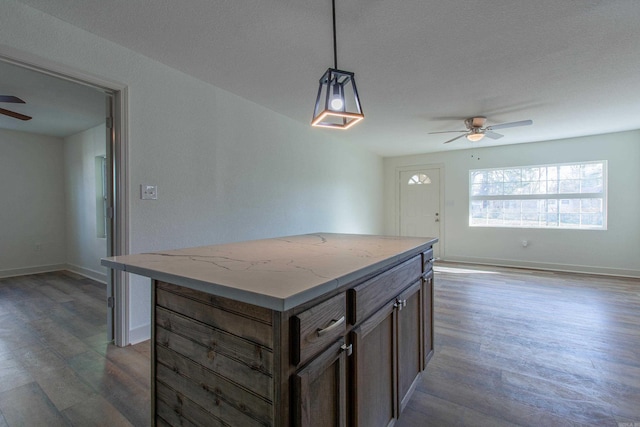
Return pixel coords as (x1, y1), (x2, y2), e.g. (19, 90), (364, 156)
(408, 173), (431, 185)
(469, 161), (607, 229)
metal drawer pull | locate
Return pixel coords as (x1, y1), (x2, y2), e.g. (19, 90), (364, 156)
(316, 316), (345, 337)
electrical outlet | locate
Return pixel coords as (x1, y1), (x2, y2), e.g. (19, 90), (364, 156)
(35, 243), (42, 252)
(141, 185), (158, 200)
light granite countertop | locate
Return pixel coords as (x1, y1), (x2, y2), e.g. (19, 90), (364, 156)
(101, 233), (437, 311)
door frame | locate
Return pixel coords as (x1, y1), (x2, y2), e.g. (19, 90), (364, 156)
(395, 164), (445, 259)
(0, 47), (131, 346)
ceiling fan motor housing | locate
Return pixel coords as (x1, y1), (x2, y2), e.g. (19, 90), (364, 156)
(465, 116), (487, 129)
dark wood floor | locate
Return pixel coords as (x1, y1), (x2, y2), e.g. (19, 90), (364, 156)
(397, 263), (640, 427)
(0, 271), (150, 427)
(1, 265), (639, 426)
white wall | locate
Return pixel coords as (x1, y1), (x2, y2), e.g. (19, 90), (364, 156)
(0, 129), (67, 275)
(384, 130), (640, 277)
(1, 0), (384, 343)
(64, 124), (107, 282)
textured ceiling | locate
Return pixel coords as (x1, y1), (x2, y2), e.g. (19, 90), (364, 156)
(8, 0), (640, 155)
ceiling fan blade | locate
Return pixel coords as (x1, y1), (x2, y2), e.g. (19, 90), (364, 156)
(443, 134), (467, 144)
(0, 107), (32, 121)
(486, 119), (533, 131)
(484, 131), (504, 140)
(428, 130), (467, 135)
(0, 95), (26, 104)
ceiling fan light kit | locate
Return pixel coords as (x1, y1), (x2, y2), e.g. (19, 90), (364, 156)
(466, 131), (485, 142)
(311, 0), (364, 130)
(430, 116), (533, 144)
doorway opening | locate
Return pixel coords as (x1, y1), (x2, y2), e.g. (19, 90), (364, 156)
(0, 54), (129, 346)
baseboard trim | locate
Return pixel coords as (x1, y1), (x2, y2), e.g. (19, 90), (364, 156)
(129, 323), (150, 345)
(0, 264), (67, 279)
(65, 263), (108, 284)
(0, 263), (109, 283)
(442, 256), (640, 278)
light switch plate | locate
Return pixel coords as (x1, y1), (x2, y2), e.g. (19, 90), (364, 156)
(141, 184), (158, 200)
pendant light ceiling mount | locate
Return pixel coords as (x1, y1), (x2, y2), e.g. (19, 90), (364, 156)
(311, 0), (364, 130)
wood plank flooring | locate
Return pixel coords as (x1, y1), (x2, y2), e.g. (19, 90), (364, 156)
(0, 271), (150, 427)
(397, 263), (640, 427)
(1, 265), (639, 426)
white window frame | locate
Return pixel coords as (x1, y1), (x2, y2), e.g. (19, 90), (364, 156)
(469, 161), (607, 230)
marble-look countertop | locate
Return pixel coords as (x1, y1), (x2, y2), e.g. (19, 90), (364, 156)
(101, 233), (437, 311)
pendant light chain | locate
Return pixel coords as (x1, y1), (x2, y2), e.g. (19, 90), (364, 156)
(332, 0), (338, 70)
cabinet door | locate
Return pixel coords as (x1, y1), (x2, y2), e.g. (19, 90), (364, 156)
(293, 340), (348, 427)
(396, 281), (422, 413)
(351, 300), (397, 427)
(422, 270), (434, 366)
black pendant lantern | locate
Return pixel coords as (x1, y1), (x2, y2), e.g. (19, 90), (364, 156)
(311, 0), (364, 129)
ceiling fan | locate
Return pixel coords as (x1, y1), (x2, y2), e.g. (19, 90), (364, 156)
(430, 116), (532, 144)
(0, 95), (33, 121)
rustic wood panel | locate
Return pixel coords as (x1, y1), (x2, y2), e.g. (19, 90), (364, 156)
(154, 344), (266, 413)
(156, 381), (227, 427)
(156, 347), (272, 426)
(157, 364), (272, 427)
(156, 306), (273, 375)
(291, 292), (346, 366)
(157, 281), (272, 325)
(156, 326), (273, 401)
(272, 309), (289, 427)
(349, 255), (421, 325)
(156, 287), (273, 348)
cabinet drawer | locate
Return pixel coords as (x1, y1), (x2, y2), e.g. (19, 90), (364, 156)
(349, 255), (421, 325)
(291, 292), (346, 366)
(422, 248), (434, 272)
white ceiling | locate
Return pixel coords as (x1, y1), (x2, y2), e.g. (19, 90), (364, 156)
(0, 60), (106, 138)
(8, 0), (640, 155)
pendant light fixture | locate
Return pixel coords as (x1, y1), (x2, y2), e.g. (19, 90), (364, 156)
(311, 0), (364, 130)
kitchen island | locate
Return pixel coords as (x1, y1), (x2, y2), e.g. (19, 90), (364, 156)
(102, 233), (437, 427)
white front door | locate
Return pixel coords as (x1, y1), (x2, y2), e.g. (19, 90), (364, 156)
(399, 168), (441, 257)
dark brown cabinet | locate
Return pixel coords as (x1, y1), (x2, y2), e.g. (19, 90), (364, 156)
(293, 340), (349, 427)
(291, 253), (434, 427)
(137, 238), (436, 427)
(422, 270), (434, 367)
(350, 279), (423, 427)
(397, 281), (423, 413)
(351, 299), (398, 427)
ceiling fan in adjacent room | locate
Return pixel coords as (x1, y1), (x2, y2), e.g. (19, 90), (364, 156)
(430, 116), (532, 144)
(0, 95), (33, 121)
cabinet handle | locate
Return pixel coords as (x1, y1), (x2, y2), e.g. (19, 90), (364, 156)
(394, 298), (408, 311)
(394, 298), (407, 311)
(340, 343), (353, 356)
(316, 316), (345, 337)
